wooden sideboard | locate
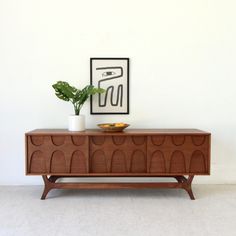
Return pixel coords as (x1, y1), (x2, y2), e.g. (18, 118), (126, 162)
(25, 129), (211, 200)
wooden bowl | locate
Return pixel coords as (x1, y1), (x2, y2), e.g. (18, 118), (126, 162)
(97, 123), (130, 132)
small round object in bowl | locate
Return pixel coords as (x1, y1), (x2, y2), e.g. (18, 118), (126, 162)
(97, 123), (130, 132)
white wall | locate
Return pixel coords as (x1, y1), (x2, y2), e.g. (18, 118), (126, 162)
(0, 0), (236, 185)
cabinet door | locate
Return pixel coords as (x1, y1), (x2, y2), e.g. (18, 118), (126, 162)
(27, 135), (89, 174)
(89, 136), (147, 174)
(147, 135), (210, 175)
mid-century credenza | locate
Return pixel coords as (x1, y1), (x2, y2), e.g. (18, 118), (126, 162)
(25, 129), (211, 200)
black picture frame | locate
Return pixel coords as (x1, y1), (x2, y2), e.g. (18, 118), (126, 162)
(90, 58), (129, 114)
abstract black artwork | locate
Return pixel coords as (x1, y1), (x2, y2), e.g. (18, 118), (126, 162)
(90, 58), (129, 114)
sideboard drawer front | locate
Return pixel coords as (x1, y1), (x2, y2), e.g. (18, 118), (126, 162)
(147, 135), (210, 174)
(27, 135), (88, 174)
(89, 136), (147, 173)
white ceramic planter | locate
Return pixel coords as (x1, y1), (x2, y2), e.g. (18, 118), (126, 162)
(68, 115), (85, 131)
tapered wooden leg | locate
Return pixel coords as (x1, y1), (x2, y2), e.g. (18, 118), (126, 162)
(183, 175), (195, 200)
(41, 175), (52, 200)
(174, 176), (184, 183)
(186, 188), (195, 200)
(49, 175), (60, 183)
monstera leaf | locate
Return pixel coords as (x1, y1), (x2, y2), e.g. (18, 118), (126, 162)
(52, 81), (77, 101)
(52, 81), (105, 115)
(75, 85), (104, 104)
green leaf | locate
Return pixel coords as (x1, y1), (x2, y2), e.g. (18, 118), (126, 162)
(52, 81), (77, 101)
(55, 92), (70, 101)
(91, 87), (106, 94)
(52, 81), (106, 115)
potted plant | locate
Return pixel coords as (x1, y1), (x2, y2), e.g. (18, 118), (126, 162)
(52, 81), (105, 131)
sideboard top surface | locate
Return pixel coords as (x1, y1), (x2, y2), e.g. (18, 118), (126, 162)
(26, 129), (210, 136)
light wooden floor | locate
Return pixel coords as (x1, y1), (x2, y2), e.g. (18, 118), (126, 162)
(0, 185), (236, 236)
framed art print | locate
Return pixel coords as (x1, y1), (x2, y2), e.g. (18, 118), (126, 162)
(90, 58), (129, 114)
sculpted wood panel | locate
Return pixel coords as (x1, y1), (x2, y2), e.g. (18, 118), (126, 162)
(50, 151), (66, 173)
(147, 135), (210, 174)
(111, 150), (127, 173)
(170, 151), (186, 173)
(27, 135), (89, 174)
(26, 130), (210, 176)
(89, 136), (147, 173)
(149, 151), (166, 173)
(29, 150), (46, 173)
(70, 151), (87, 173)
(189, 150), (206, 173)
